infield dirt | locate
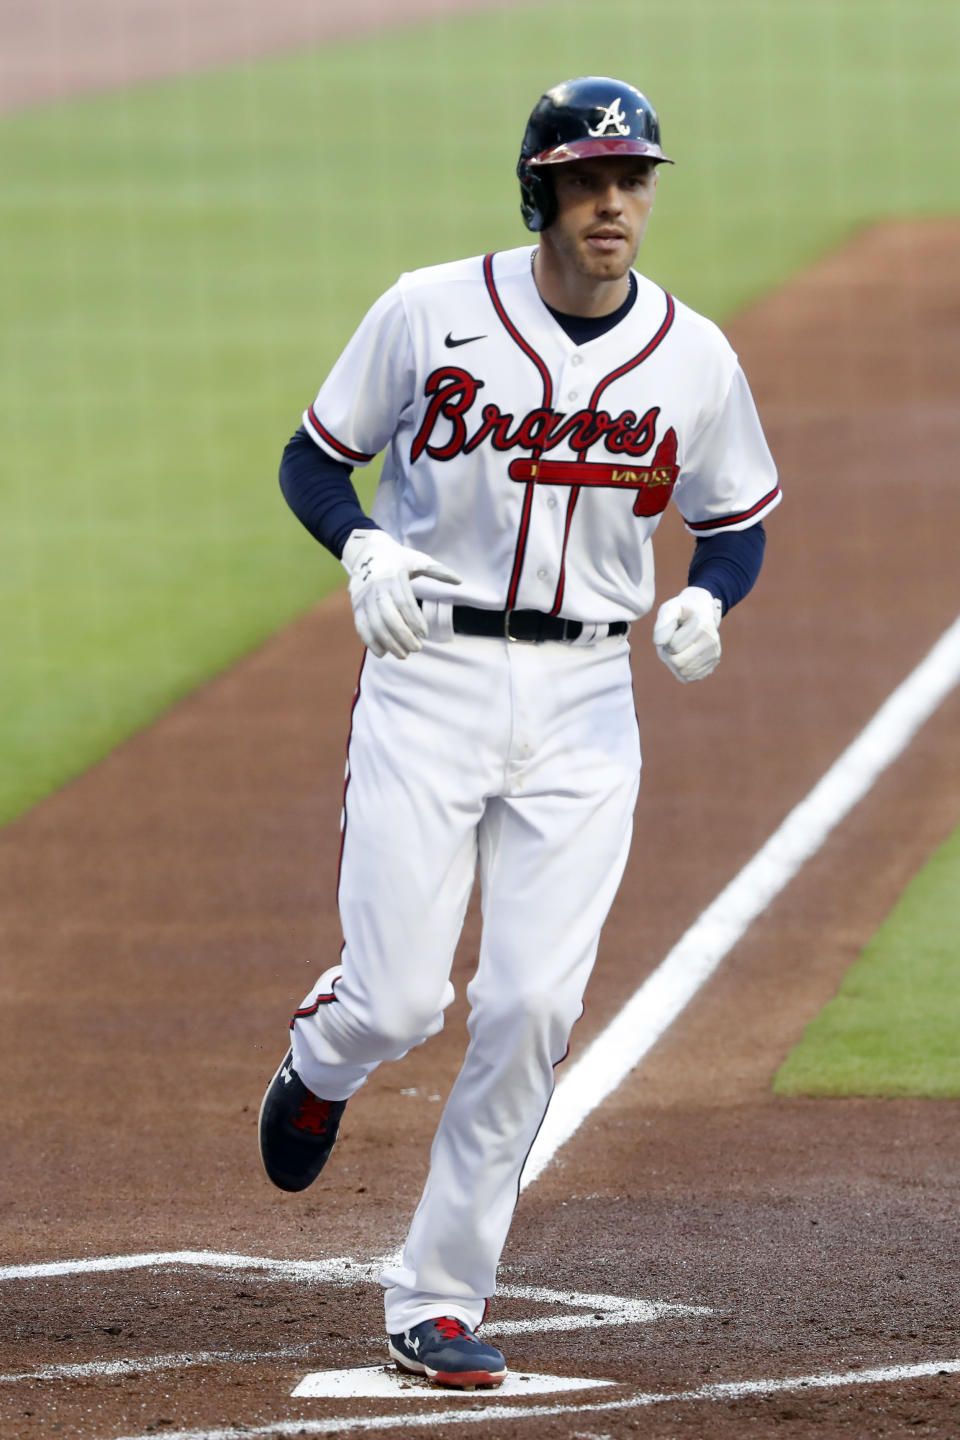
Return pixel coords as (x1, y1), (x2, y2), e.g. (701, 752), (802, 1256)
(1, 8), (959, 1437)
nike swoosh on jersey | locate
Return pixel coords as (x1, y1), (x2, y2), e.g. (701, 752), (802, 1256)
(444, 332), (486, 348)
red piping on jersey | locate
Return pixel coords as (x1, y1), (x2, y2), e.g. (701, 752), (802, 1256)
(549, 489), (582, 615)
(513, 999), (585, 1204)
(336, 653), (367, 898)
(306, 405), (375, 465)
(586, 292), (676, 405)
(508, 483), (537, 609)
(287, 653), (365, 1036)
(550, 291), (677, 615)
(483, 253), (554, 611)
(289, 650), (368, 1029)
(482, 254), (554, 405)
(291, 976), (340, 1024)
(685, 482), (781, 531)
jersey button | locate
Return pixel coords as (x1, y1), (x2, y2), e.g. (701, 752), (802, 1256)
(547, 495), (557, 509)
(571, 353), (583, 367)
(537, 568), (549, 581)
(567, 390), (579, 402)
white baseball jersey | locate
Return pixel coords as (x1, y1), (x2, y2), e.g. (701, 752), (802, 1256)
(303, 244), (780, 621)
(290, 243), (780, 1338)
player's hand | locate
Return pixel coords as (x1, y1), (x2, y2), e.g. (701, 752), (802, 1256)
(341, 528), (461, 660)
(652, 585), (723, 683)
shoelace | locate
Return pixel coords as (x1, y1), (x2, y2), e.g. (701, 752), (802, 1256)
(291, 1092), (337, 1136)
(434, 1316), (471, 1342)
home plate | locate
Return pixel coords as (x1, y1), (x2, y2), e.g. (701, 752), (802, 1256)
(292, 1365), (615, 1399)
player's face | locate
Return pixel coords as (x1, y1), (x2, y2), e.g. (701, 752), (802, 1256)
(545, 156), (658, 283)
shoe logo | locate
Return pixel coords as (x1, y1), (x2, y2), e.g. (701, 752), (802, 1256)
(444, 332), (486, 348)
(404, 1331), (420, 1353)
(281, 1064), (293, 1085)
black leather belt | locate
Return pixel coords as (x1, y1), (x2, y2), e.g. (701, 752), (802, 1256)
(450, 606), (628, 643)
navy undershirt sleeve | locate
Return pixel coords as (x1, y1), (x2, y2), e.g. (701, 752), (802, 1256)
(687, 522), (766, 614)
(278, 420), (765, 612)
(278, 426), (378, 559)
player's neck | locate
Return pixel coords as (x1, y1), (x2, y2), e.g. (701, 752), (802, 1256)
(531, 246), (632, 318)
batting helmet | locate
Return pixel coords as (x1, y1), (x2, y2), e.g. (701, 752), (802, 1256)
(517, 76), (673, 232)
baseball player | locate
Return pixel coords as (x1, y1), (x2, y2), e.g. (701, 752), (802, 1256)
(259, 76), (780, 1389)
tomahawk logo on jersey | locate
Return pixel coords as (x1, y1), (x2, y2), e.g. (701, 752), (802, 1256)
(302, 246), (780, 622)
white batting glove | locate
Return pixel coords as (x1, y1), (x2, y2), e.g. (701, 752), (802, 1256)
(341, 528), (461, 660)
(652, 585), (724, 683)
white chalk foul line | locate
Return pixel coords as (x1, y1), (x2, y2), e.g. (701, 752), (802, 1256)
(0, 1250), (707, 1340)
(0, 1345), (309, 1385)
(108, 1357), (960, 1439)
(5, 618), (959, 1430)
(521, 613), (960, 1189)
(485, 1283), (708, 1336)
(0, 1250), (371, 1284)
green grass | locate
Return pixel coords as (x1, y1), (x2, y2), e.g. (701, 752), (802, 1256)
(774, 825), (960, 1096)
(2, 0), (959, 823)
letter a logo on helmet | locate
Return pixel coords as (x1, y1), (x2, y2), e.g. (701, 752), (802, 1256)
(587, 98), (631, 138)
(516, 76), (674, 232)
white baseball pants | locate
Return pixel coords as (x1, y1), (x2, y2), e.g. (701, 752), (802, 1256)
(290, 626), (641, 1333)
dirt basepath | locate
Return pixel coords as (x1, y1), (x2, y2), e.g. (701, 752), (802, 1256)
(6, 8), (960, 1439)
(0, 0), (542, 114)
(1, 220), (958, 1440)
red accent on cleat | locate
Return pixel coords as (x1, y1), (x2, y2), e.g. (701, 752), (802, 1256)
(434, 1316), (469, 1341)
(431, 1368), (505, 1389)
(291, 1093), (337, 1135)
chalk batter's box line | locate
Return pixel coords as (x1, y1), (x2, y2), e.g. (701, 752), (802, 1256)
(0, 1248), (710, 1338)
(107, 1356), (960, 1440)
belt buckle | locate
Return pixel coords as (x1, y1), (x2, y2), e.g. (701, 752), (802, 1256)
(504, 608), (519, 643)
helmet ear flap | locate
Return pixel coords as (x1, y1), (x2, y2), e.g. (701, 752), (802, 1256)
(517, 160), (556, 233)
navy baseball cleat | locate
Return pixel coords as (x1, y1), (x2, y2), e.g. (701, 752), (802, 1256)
(388, 1316), (507, 1389)
(258, 1050), (346, 1192)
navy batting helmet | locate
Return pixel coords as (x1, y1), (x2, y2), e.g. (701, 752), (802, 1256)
(517, 76), (673, 232)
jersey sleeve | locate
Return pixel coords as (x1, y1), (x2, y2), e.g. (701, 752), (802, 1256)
(302, 283), (415, 467)
(672, 365), (781, 535)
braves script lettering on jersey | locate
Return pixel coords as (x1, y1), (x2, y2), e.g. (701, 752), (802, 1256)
(259, 75), (780, 1388)
(303, 251), (776, 621)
